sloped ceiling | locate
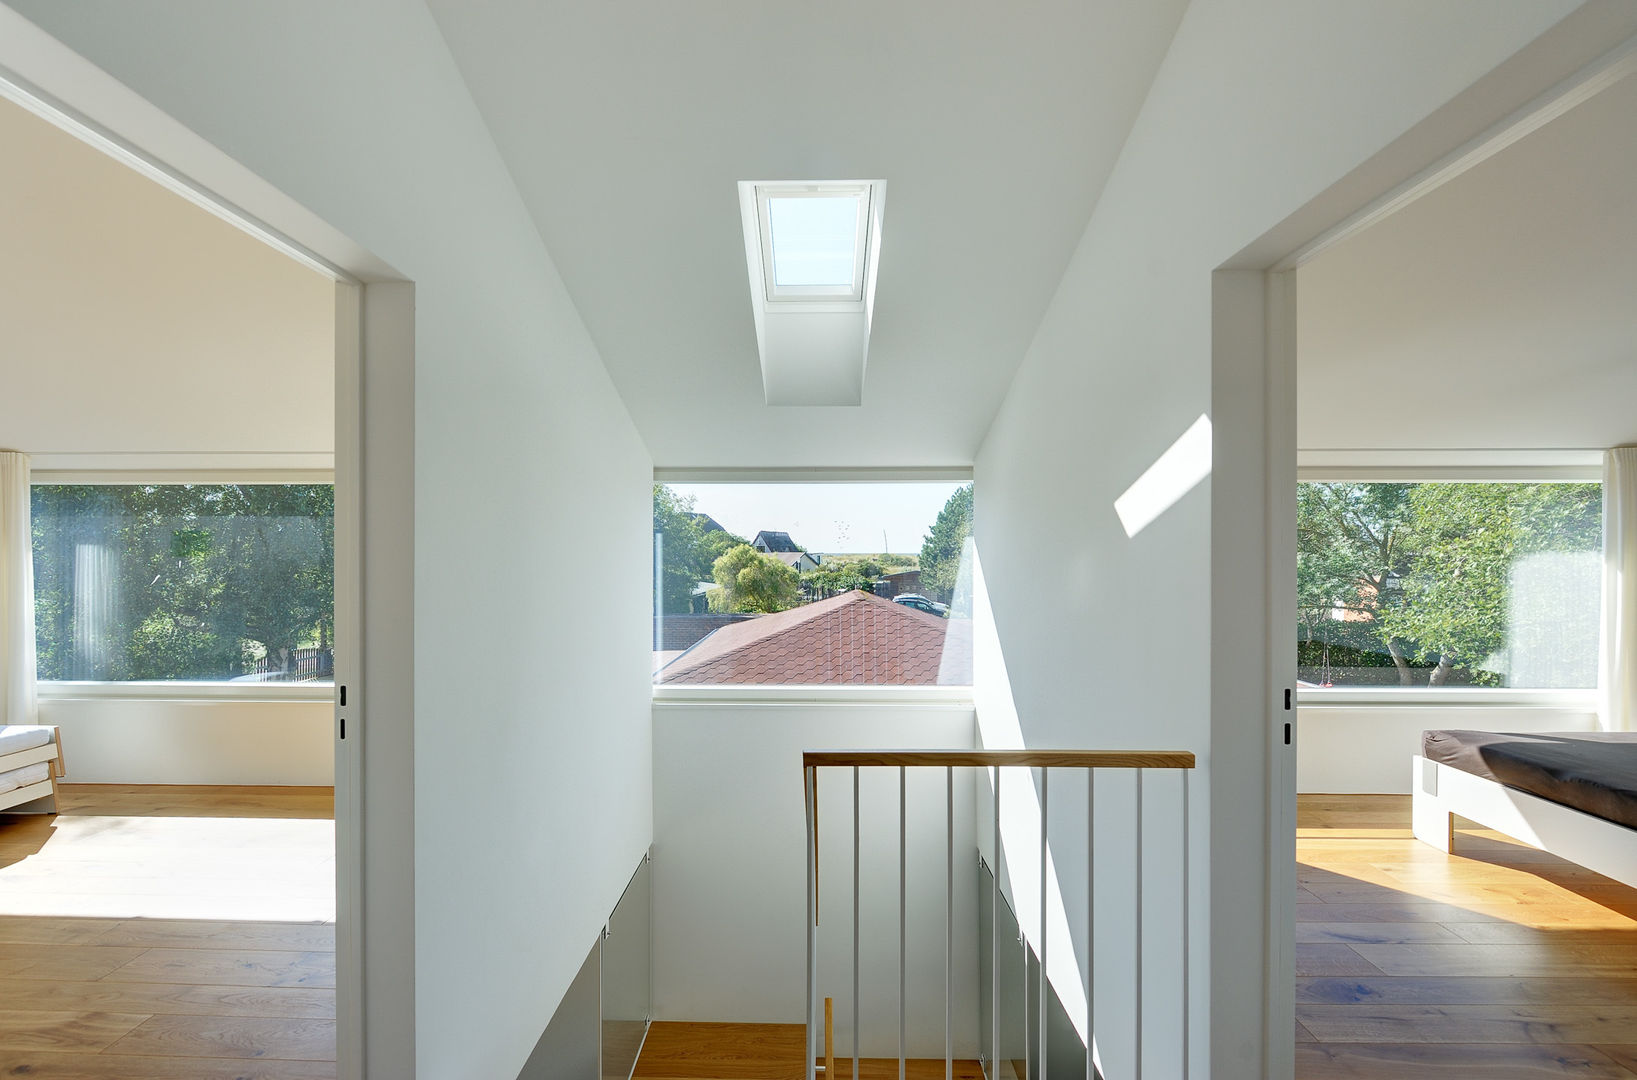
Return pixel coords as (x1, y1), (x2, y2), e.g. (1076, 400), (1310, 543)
(1299, 71), (1637, 454)
(0, 95), (333, 461)
(425, 0), (1189, 467)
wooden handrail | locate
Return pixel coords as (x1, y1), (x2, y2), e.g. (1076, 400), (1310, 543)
(802, 748), (1195, 770)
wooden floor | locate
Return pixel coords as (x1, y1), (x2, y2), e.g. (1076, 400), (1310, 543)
(0, 784), (336, 1079)
(1295, 794), (1637, 1079)
(633, 1021), (983, 1079)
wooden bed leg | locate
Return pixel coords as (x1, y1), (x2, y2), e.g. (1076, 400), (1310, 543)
(46, 728), (64, 815)
(1411, 757), (1454, 853)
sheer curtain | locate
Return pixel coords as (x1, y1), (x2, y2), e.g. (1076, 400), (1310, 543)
(1602, 447), (1637, 732)
(0, 451), (38, 727)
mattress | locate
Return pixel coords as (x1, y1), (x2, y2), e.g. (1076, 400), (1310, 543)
(0, 761), (51, 796)
(0, 725), (53, 757)
(1423, 729), (1637, 831)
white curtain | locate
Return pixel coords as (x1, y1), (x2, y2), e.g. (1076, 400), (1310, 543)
(1602, 447), (1637, 732)
(0, 452), (38, 727)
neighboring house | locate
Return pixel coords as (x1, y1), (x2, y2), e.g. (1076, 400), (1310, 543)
(654, 611), (757, 652)
(688, 581), (720, 614)
(692, 513), (726, 534)
(768, 550), (821, 573)
(873, 568), (921, 599)
(751, 530), (801, 554)
(656, 590), (971, 685)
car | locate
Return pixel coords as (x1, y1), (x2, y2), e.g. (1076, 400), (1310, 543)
(892, 593), (948, 617)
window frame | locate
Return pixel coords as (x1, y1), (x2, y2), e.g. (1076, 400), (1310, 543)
(30, 469), (337, 700)
(754, 183), (874, 303)
(1295, 460), (1603, 708)
(651, 468), (975, 703)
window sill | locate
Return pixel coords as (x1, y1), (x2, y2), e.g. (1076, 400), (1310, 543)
(1297, 688), (1597, 710)
(38, 681), (335, 704)
(652, 684), (974, 707)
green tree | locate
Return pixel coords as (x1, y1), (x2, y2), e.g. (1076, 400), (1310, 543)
(652, 484), (746, 613)
(1296, 481), (1601, 688)
(919, 485), (972, 605)
(1297, 482), (1417, 683)
(710, 544), (799, 613)
(800, 556), (884, 600)
(31, 484), (334, 681)
(1380, 483), (1600, 686)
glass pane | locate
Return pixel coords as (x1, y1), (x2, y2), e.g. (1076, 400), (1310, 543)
(768, 195), (860, 287)
(994, 878), (1028, 1080)
(32, 484), (334, 683)
(653, 482), (973, 686)
(1296, 481), (1601, 688)
(601, 855), (651, 1080)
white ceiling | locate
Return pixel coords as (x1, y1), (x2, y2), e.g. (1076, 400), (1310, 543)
(1298, 71), (1637, 455)
(425, 0), (1189, 468)
(0, 95), (334, 463)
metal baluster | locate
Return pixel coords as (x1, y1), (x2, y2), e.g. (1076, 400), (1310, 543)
(853, 766), (861, 1080)
(1182, 769), (1190, 1080)
(1135, 769), (1144, 1080)
(945, 765), (954, 1080)
(991, 766), (1000, 1077)
(806, 766), (817, 1080)
(900, 766), (907, 1080)
(1039, 768), (1049, 1077)
(1087, 769), (1095, 1080)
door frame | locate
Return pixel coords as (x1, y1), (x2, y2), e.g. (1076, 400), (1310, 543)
(1213, 24), (1637, 1080)
(0, 21), (419, 1075)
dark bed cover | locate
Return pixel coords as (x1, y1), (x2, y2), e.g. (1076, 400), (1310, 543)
(1423, 730), (1637, 831)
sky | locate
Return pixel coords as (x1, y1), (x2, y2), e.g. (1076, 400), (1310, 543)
(666, 482), (964, 554)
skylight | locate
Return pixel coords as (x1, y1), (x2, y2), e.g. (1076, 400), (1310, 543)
(753, 183), (874, 302)
(768, 195), (861, 287)
(737, 179), (886, 405)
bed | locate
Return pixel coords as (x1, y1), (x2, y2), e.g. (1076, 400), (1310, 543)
(1412, 729), (1637, 889)
(0, 725), (64, 815)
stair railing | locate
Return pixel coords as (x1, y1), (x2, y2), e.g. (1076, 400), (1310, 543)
(803, 748), (1196, 1080)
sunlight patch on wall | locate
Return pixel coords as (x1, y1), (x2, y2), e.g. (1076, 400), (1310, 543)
(1114, 414), (1213, 538)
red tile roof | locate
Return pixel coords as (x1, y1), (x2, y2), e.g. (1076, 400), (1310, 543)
(657, 590), (971, 685)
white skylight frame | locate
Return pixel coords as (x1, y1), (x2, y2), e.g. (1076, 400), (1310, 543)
(754, 182), (875, 303)
(737, 178), (886, 406)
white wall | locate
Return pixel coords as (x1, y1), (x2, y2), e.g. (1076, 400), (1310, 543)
(39, 696), (332, 786)
(652, 700), (980, 1059)
(1297, 73), (1637, 456)
(971, 3), (1596, 1077)
(0, 95), (332, 462)
(0, 5), (657, 1078)
(1298, 703), (1599, 794)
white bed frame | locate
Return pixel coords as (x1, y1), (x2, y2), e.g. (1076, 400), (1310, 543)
(1412, 754), (1637, 889)
(0, 727), (64, 815)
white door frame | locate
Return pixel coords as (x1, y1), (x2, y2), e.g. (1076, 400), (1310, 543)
(0, 21), (419, 1075)
(1215, 24), (1637, 1080)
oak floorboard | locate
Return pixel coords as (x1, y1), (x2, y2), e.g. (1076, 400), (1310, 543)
(94, 919), (336, 952)
(0, 784), (336, 1073)
(0, 1051), (338, 1079)
(1296, 1003), (1637, 1044)
(1294, 944), (1385, 977)
(1294, 1042), (1637, 1078)
(632, 1021), (984, 1080)
(6, 980), (336, 1020)
(1350, 943), (1637, 978)
(1600, 1048), (1637, 1075)
(101, 948), (336, 988)
(1296, 922), (1467, 945)
(0, 943), (148, 981)
(106, 1015), (337, 1061)
(1295, 794), (1637, 1079)
(0, 1010), (151, 1053)
(1296, 977), (1637, 1007)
